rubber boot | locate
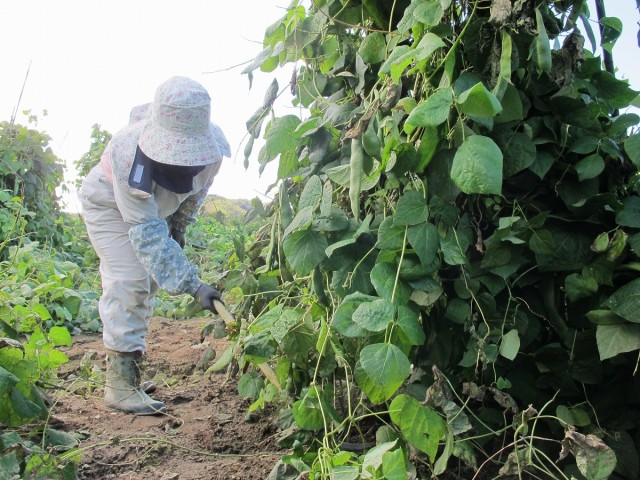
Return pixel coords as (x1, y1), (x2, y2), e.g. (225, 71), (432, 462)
(104, 350), (166, 415)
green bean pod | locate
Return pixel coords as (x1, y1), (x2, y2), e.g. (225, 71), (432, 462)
(349, 137), (364, 220)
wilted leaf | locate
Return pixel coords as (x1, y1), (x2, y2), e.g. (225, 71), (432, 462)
(559, 429), (617, 480)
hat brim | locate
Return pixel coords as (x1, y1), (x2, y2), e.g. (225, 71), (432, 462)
(138, 121), (223, 166)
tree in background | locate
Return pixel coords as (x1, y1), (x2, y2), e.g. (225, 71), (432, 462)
(0, 119), (65, 247)
(74, 123), (112, 190)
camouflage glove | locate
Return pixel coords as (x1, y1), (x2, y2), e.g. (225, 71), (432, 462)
(194, 283), (222, 314)
(170, 227), (186, 249)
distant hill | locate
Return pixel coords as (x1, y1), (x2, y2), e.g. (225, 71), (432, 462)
(201, 194), (253, 223)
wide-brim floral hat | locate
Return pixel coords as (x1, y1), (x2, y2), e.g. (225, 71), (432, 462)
(137, 76), (230, 166)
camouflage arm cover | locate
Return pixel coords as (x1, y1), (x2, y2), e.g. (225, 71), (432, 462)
(128, 218), (202, 296)
(167, 186), (208, 233)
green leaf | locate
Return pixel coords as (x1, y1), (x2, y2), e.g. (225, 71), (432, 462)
(330, 466), (359, 480)
(535, 229), (593, 272)
(562, 430), (617, 480)
(237, 372), (264, 399)
(597, 324), (640, 361)
(406, 88), (453, 127)
(441, 229), (468, 266)
(608, 113), (639, 137)
(600, 16), (623, 53)
(292, 386), (325, 431)
(616, 196), (640, 228)
(397, 2), (420, 32)
(414, 33), (446, 62)
(244, 330), (276, 357)
(363, 117), (381, 158)
(362, 441), (397, 475)
(593, 71), (639, 109)
(377, 217), (406, 250)
(409, 287), (443, 307)
(586, 310), (625, 326)
(451, 135), (503, 194)
(299, 175), (323, 210)
(529, 230), (555, 255)
(44, 428), (79, 450)
(382, 448), (408, 480)
(529, 151), (555, 179)
(570, 136), (600, 155)
(499, 131), (537, 178)
(414, 0), (444, 26)
(370, 262), (411, 305)
(283, 206), (314, 238)
(610, 228), (630, 260)
(313, 206), (349, 232)
(359, 32), (387, 64)
(394, 191), (428, 226)
(10, 387), (44, 421)
(356, 343), (411, 403)
(272, 309), (303, 344)
(332, 293), (378, 338)
(624, 134), (640, 168)
(31, 303), (51, 321)
(407, 222), (439, 266)
(496, 83), (524, 124)
(499, 329), (520, 360)
(265, 115), (302, 159)
(396, 306), (425, 346)
(575, 154), (605, 182)
(0, 366), (19, 399)
(565, 273), (598, 303)
(353, 298), (395, 332)
(380, 46), (412, 75)
(0, 450), (21, 478)
(47, 326), (72, 347)
(456, 82), (503, 118)
(283, 230), (328, 275)
(591, 232), (610, 253)
(389, 394), (446, 462)
(606, 278), (640, 323)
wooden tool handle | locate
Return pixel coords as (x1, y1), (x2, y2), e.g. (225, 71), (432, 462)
(213, 300), (234, 325)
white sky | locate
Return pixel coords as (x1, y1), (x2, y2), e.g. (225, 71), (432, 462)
(1, 1), (638, 210)
(0, 0), (293, 209)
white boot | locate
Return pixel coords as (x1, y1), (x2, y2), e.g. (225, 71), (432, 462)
(104, 350), (166, 415)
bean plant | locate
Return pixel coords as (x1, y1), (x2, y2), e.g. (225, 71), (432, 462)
(232, 1), (640, 478)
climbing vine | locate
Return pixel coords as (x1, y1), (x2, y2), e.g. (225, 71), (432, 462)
(233, 0), (640, 478)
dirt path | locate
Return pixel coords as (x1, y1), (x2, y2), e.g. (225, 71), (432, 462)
(54, 318), (283, 480)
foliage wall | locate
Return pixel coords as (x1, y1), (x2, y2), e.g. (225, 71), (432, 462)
(0, 120), (103, 478)
(235, 0), (640, 478)
(0, 120), (65, 247)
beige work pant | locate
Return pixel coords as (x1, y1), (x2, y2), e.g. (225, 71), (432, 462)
(78, 167), (158, 352)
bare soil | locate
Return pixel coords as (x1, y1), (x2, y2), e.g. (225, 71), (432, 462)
(53, 318), (283, 480)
